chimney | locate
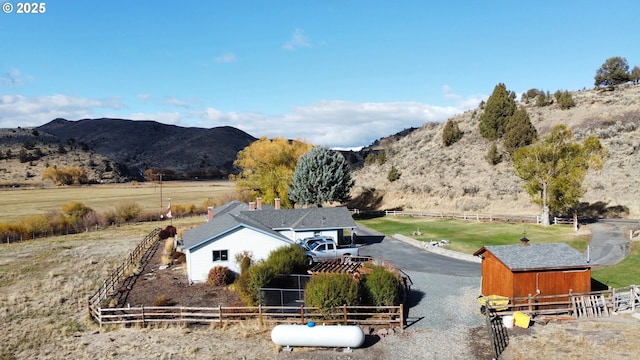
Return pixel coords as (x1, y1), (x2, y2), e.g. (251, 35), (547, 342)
(520, 236), (530, 246)
(275, 198), (281, 210)
(207, 206), (214, 221)
(257, 197), (262, 210)
(249, 201), (256, 211)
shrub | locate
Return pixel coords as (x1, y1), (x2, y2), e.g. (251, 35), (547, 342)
(113, 201), (141, 223)
(236, 261), (276, 305)
(153, 295), (171, 306)
(235, 251), (254, 274)
(442, 119), (462, 147)
(554, 90), (575, 110)
(266, 245), (307, 275)
(361, 265), (401, 307)
(207, 266), (235, 287)
(304, 273), (359, 314)
(163, 238), (174, 254)
(485, 142), (502, 165)
(387, 165), (401, 182)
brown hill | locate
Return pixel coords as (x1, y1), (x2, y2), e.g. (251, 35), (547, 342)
(0, 118), (256, 186)
(351, 84), (640, 218)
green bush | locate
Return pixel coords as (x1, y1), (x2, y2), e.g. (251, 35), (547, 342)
(387, 165), (401, 182)
(485, 142), (502, 165)
(361, 265), (401, 306)
(442, 119), (462, 147)
(266, 245), (307, 275)
(235, 261), (276, 305)
(554, 90), (575, 110)
(304, 273), (359, 314)
(207, 266), (235, 287)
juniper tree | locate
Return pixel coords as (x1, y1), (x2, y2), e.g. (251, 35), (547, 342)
(478, 83), (517, 140)
(289, 146), (354, 207)
(595, 56), (631, 88)
(503, 107), (537, 156)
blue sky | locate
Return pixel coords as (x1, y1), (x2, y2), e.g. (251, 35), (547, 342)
(1, 1), (639, 148)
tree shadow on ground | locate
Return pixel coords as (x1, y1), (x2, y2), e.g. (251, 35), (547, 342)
(575, 201), (630, 222)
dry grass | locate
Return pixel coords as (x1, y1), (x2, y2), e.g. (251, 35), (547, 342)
(0, 180), (234, 223)
(353, 84), (640, 217)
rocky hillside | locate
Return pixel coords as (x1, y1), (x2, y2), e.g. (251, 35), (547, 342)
(351, 84), (640, 218)
(0, 118), (257, 186)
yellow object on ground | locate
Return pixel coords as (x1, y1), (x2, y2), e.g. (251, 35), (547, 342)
(513, 311), (530, 328)
(478, 295), (510, 311)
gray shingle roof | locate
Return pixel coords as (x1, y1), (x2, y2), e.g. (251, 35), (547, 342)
(181, 204), (356, 251)
(241, 207), (357, 231)
(478, 243), (594, 271)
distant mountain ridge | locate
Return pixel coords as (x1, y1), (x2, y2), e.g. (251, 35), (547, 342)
(36, 118), (257, 179)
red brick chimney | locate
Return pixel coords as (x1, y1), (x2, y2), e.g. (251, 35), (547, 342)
(275, 198), (280, 210)
(249, 201), (255, 211)
(207, 206), (214, 221)
(257, 197), (262, 210)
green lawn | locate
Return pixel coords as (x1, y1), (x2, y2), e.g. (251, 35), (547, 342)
(356, 215), (640, 288)
(356, 215), (588, 253)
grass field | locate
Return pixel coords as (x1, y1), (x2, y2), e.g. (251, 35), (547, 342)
(0, 180), (236, 223)
(356, 216), (589, 253)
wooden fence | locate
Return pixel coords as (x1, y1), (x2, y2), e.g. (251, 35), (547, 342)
(352, 209), (543, 224)
(93, 304), (403, 329)
(485, 285), (640, 318)
(87, 228), (404, 330)
(87, 227), (161, 318)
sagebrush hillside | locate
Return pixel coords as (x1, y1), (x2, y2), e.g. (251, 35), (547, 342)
(351, 84), (640, 218)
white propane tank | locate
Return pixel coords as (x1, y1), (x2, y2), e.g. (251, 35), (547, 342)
(271, 322), (365, 348)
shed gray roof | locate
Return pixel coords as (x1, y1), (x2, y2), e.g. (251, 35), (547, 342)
(476, 243), (594, 271)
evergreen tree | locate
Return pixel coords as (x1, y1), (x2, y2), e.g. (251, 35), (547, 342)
(631, 65), (640, 84)
(442, 119), (462, 147)
(289, 146), (354, 206)
(479, 83), (517, 140)
(595, 56), (631, 88)
(503, 107), (537, 155)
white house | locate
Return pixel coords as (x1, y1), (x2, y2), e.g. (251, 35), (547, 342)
(181, 199), (357, 284)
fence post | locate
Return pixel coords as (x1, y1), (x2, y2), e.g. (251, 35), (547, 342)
(258, 305), (263, 327)
(399, 304), (404, 333)
(141, 305), (145, 326)
(300, 305), (305, 324)
(528, 294), (533, 312)
(343, 304), (347, 325)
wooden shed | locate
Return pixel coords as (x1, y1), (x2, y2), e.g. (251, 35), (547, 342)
(473, 243), (594, 303)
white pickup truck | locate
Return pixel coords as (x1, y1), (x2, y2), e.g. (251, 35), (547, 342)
(303, 239), (359, 266)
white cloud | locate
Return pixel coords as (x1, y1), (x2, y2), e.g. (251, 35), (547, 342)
(215, 52), (237, 63)
(1, 68), (25, 86)
(191, 100), (463, 148)
(283, 28), (310, 50)
(165, 97), (190, 108)
(137, 93), (151, 100)
(0, 94), (123, 128)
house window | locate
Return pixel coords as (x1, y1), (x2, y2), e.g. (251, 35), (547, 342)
(212, 250), (228, 262)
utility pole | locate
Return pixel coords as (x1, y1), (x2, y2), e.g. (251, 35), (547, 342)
(158, 173), (163, 208)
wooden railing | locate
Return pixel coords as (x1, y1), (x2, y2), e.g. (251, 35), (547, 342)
(351, 209), (542, 224)
(87, 227), (161, 318)
(485, 285), (640, 318)
(94, 304), (403, 330)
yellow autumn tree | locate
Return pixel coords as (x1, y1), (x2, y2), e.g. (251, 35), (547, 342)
(230, 137), (312, 208)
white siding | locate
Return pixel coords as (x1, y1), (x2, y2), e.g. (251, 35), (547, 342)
(187, 228), (292, 283)
(291, 230), (339, 242)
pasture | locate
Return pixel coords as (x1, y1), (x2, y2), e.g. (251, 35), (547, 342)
(0, 180), (236, 223)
